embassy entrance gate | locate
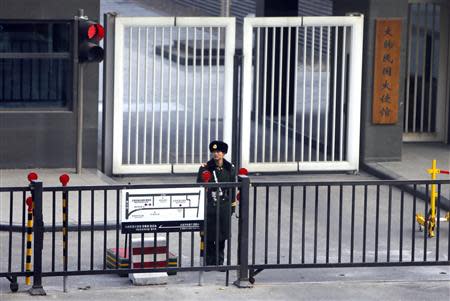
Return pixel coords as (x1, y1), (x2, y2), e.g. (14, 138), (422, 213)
(103, 15), (363, 175)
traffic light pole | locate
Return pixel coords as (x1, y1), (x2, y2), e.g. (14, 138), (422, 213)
(76, 9), (86, 174)
(76, 62), (84, 175)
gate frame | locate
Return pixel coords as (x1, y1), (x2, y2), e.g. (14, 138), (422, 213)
(111, 17), (236, 174)
(240, 16), (364, 173)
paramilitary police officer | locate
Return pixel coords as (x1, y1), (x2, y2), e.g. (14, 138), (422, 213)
(197, 140), (236, 266)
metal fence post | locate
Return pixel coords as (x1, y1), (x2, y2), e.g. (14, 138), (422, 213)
(232, 52), (243, 169)
(29, 181), (46, 296)
(234, 175), (252, 288)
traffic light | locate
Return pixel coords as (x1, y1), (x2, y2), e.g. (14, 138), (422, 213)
(78, 19), (104, 63)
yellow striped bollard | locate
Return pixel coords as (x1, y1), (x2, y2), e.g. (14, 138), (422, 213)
(25, 196), (33, 285)
(60, 174), (70, 292)
(25, 172), (38, 285)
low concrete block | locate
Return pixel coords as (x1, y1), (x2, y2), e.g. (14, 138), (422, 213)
(129, 272), (168, 286)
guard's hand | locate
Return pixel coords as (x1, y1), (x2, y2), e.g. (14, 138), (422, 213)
(231, 201), (237, 215)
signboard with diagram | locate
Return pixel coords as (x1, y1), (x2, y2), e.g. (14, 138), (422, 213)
(121, 187), (205, 233)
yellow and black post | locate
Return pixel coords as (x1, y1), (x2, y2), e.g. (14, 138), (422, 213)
(25, 196), (33, 285)
(25, 172), (38, 287)
(60, 174), (70, 292)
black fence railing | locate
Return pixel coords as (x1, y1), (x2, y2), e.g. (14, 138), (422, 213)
(0, 177), (249, 294)
(1, 178), (449, 294)
(248, 179), (450, 282)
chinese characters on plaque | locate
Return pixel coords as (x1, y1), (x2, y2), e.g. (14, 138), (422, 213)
(372, 19), (402, 124)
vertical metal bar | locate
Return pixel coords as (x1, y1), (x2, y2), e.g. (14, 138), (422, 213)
(152, 27), (156, 164)
(135, 27), (141, 164)
(21, 191), (26, 272)
(363, 185), (368, 263)
(387, 185), (392, 262)
(301, 26), (307, 162)
(191, 28), (197, 163)
(8, 192), (13, 272)
(264, 186), (269, 264)
(175, 27), (181, 164)
(326, 185), (331, 263)
(166, 232), (170, 269)
(316, 26), (323, 161)
(200, 27), (205, 163)
(309, 26), (315, 162)
(154, 231), (157, 265)
(447, 186), (450, 261)
(288, 185), (294, 264)
(252, 186), (257, 265)
(405, 4), (412, 132)
(427, 4), (436, 132)
(375, 185), (380, 262)
(103, 190), (107, 269)
(143, 28), (149, 164)
(237, 176), (251, 284)
(127, 27), (133, 164)
(339, 27), (347, 161)
(115, 190), (120, 269)
(436, 184), (441, 261)
(400, 188), (404, 262)
(277, 27), (284, 162)
(226, 188), (232, 285)
(262, 27), (268, 162)
(301, 186), (306, 263)
(424, 184), (428, 261)
(167, 27), (173, 163)
(52, 191), (56, 271)
(179, 231), (182, 267)
(184, 27), (189, 163)
(215, 27), (220, 140)
(191, 231), (194, 267)
(160, 27), (165, 164)
(413, 4), (421, 133)
(90, 190), (94, 270)
(332, 26), (338, 161)
(411, 184), (417, 262)
(350, 185), (355, 263)
(254, 27), (260, 163)
(292, 27), (299, 160)
(270, 27), (276, 162)
(78, 190), (82, 270)
(30, 181), (45, 294)
(208, 26), (212, 147)
(140, 233), (144, 268)
(338, 185), (343, 263)
(277, 186), (282, 264)
(285, 27), (291, 162)
(420, 3), (428, 132)
(314, 185), (319, 263)
(216, 188), (220, 265)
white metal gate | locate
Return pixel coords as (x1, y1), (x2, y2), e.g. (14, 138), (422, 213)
(112, 17), (235, 174)
(403, 0), (449, 142)
(240, 16), (363, 172)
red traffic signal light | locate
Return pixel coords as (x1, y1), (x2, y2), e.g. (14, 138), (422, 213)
(78, 19), (104, 63)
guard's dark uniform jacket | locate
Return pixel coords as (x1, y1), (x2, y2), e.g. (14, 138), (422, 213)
(197, 158), (236, 242)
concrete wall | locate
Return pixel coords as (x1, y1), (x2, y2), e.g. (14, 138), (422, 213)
(0, 0), (100, 168)
(334, 0), (409, 163)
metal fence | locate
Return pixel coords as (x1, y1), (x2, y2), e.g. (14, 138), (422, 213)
(248, 179), (450, 279)
(2, 178), (449, 293)
(0, 178), (248, 293)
